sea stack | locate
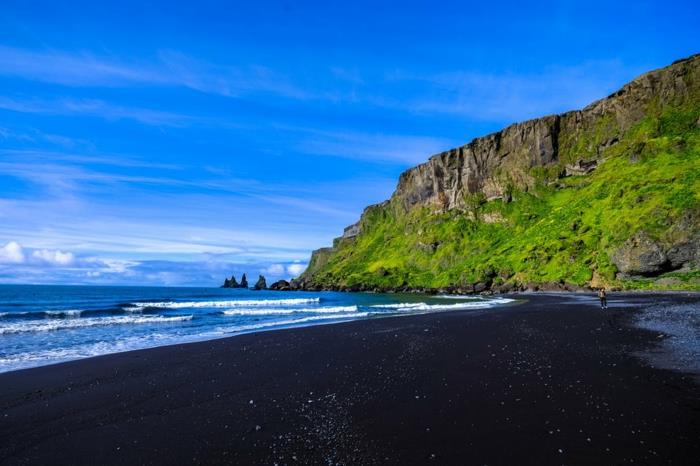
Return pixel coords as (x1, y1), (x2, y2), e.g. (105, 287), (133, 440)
(221, 275), (240, 288)
(253, 275), (267, 290)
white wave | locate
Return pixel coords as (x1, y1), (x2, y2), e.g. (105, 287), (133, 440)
(222, 309), (296, 316)
(371, 298), (514, 312)
(370, 303), (426, 309)
(0, 332), (179, 373)
(436, 295), (483, 299)
(0, 313), (366, 373)
(121, 306), (144, 313)
(222, 305), (357, 316)
(436, 296), (515, 304)
(1, 310), (84, 318)
(223, 312), (368, 332)
(44, 310), (83, 318)
(0, 314), (193, 335)
(129, 297), (321, 309)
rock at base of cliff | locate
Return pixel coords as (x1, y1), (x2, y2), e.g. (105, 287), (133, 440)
(612, 231), (668, 276)
(269, 279), (291, 291)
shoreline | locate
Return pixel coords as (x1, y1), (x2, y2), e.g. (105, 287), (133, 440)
(0, 294), (517, 376)
(4, 290), (696, 376)
(1, 291), (697, 377)
(2, 293), (699, 464)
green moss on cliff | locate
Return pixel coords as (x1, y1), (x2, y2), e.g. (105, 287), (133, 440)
(303, 104), (700, 291)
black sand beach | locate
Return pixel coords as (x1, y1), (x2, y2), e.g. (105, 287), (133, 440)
(1, 293), (699, 465)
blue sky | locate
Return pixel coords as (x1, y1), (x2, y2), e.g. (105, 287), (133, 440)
(0, 1), (698, 286)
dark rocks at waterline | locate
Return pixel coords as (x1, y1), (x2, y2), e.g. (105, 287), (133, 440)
(253, 275), (267, 290)
(288, 278), (593, 294)
(269, 279), (291, 291)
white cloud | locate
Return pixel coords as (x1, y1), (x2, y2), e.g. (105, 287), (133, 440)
(32, 249), (74, 266)
(0, 241), (77, 266)
(0, 241), (25, 263)
(260, 262), (307, 278)
(262, 264), (285, 276)
(287, 263), (306, 277)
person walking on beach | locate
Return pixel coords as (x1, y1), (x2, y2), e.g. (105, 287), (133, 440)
(598, 287), (608, 309)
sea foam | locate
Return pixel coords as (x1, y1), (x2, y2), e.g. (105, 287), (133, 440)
(222, 312), (369, 332)
(1, 309), (85, 318)
(0, 314), (193, 335)
(371, 298), (514, 312)
(129, 297), (321, 309)
(44, 310), (83, 318)
(222, 305), (358, 316)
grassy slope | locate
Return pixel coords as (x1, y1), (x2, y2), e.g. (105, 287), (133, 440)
(307, 103), (700, 291)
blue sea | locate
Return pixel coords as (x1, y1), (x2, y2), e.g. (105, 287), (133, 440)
(0, 285), (514, 373)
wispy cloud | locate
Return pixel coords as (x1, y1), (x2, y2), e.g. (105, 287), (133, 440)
(381, 60), (645, 122)
(0, 150), (391, 269)
(0, 148), (182, 170)
(280, 125), (455, 165)
(0, 45), (316, 101)
(0, 159), (192, 198)
(0, 152), (385, 223)
(0, 45), (167, 86)
(0, 96), (192, 126)
(156, 50), (315, 100)
(0, 45), (643, 129)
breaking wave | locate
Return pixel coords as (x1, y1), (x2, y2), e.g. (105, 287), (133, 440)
(0, 314), (193, 335)
(371, 298), (514, 312)
(221, 312), (369, 333)
(222, 305), (358, 316)
(129, 297), (321, 310)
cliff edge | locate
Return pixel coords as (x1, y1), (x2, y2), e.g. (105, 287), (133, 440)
(298, 54), (700, 292)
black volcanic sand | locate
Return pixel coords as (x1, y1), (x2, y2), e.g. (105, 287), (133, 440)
(1, 294), (699, 465)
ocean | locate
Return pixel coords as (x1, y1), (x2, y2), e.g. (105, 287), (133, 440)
(0, 284), (514, 373)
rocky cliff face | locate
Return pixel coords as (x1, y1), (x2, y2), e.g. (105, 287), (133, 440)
(393, 54), (698, 212)
(298, 54), (700, 292)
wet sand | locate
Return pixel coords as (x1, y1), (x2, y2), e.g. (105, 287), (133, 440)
(1, 293), (699, 465)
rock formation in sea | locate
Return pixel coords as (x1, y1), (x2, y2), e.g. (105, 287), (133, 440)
(221, 275), (240, 288)
(297, 54), (700, 293)
(253, 275), (267, 290)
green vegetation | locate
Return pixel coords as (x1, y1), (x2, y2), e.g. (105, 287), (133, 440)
(303, 103), (700, 291)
